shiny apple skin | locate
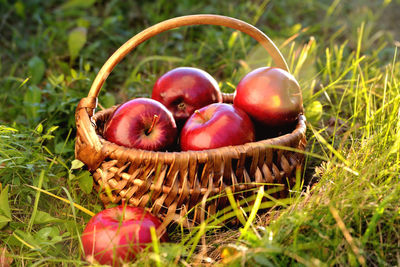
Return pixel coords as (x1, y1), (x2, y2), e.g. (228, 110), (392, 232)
(82, 205), (169, 267)
(104, 98), (177, 151)
(151, 67), (222, 124)
(233, 67), (303, 127)
(180, 103), (255, 151)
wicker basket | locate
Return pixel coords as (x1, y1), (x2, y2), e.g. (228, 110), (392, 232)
(75, 14), (307, 229)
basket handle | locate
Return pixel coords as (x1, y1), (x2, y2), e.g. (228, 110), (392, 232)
(87, 14), (289, 105)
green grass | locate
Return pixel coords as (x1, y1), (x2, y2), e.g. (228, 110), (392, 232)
(1, 0), (400, 266)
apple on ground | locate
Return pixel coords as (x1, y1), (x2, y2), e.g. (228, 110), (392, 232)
(233, 67), (303, 127)
(180, 103), (255, 151)
(104, 98), (177, 151)
(152, 67), (222, 125)
(82, 205), (169, 267)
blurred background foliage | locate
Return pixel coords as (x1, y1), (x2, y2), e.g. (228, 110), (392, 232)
(1, 0), (399, 139)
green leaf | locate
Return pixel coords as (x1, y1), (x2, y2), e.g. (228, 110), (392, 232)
(0, 185), (11, 219)
(28, 56), (45, 85)
(84, 62), (91, 72)
(14, 1), (25, 18)
(55, 142), (74, 154)
(305, 100), (323, 125)
(77, 18), (91, 28)
(71, 159), (84, 170)
(59, 0), (96, 10)
(0, 126), (17, 133)
(228, 31), (239, 49)
(68, 172), (76, 180)
(23, 85), (42, 122)
(35, 227), (55, 241)
(78, 171), (93, 194)
(47, 126), (59, 134)
(35, 226), (62, 244)
(252, 254), (276, 267)
(33, 211), (63, 224)
(35, 123), (43, 134)
(68, 27), (87, 63)
(70, 68), (78, 79)
(0, 214), (11, 230)
(100, 92), (116, 108)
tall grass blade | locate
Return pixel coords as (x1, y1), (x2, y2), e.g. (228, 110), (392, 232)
(240, 186), (264, 239)
(225, 187), (247, 226)
(27, 170), (45, 232)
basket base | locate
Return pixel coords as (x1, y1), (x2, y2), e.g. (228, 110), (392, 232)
(91, 131), (306, 228)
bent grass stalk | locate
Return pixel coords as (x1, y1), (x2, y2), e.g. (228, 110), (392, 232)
(27, 185), (95, 217)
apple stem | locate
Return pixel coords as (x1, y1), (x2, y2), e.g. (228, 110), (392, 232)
(195, 110), (206, 122)
(178, 102), (185, 110)
(147, 115), (159, 135)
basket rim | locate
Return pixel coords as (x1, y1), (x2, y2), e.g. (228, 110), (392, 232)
(91, 105), (307, 162)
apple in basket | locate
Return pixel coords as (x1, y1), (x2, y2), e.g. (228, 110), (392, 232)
(104, 98), (177, 151)
(82, 205), (169, 266)
(233, 67), (303, 127)
(152, 67), (222, 125)
(180, 103), (255, 151)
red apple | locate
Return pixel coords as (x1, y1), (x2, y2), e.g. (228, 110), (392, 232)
(233, 67), (303, 127)
(180, 103), (255, 151)
(82, 205), (168, 266)
(104, 98), (177, 151)
(151, 67), (222, 124)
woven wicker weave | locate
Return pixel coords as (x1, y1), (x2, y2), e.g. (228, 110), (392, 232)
(75, 14), (307, 229)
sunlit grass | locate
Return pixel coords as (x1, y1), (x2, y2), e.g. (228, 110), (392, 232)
(0, 0), (399, 266)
